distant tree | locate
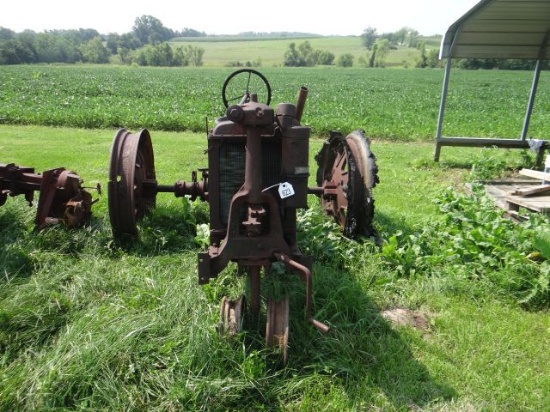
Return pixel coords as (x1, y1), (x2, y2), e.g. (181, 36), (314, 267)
(106, 33), (140, 54)
(35, 32), (81, 63)
(337, 53), (354, 67)
(316, 50), (335, 65)
(394, 27), (408, 45)
(186, 45), (204, 66)
(406, 29), (420, 48)
(0, 27), (16, 40)
(132, 15), (173, 45)
(361, 27), (378, 50)
(178, 28), (206, 37)
(416, 41), (428, 68)
(373, 38), (390, 67)
(427, 48), (440, 68)
(16, 30), (38, 61)
(379, 31), (397, 46)
(298, 40), (314, 65)
(283, 42), (304, 66)
(0, 38), (36, 64)
(368, 43), (377, 67)
(283, 41), (334, 66)
(80, 36), (110, 63)
(174, 46), (190, 66)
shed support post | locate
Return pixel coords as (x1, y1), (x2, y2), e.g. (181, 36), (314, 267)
(434, 57), (452, 162)
(521, 59), (542, 141)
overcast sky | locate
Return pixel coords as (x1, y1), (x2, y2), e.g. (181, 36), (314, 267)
(1, 0), (481, 36)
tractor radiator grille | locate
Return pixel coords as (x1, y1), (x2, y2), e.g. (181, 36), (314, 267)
(218, 140), (282, 225)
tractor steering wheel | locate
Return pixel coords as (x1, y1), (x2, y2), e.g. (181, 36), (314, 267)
(222, 69), (272, 108)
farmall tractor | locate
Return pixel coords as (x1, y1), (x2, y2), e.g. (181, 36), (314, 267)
(108, 69), (378, 363)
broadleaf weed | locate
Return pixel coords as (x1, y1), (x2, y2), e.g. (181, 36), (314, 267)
(378, 186), (550, 308)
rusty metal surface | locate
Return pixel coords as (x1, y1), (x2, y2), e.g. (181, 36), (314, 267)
(315, 130), (378, 238)
(266, 297), (290, 365)
(108, 129), (157, 238)
(0, 162), (95, 229)
(219, 296), (245, 336)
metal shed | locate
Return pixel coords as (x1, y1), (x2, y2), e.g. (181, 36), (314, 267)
(434, 0), (550, 164)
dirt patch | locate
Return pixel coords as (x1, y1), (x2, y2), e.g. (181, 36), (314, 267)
(380, 308), (431, 332)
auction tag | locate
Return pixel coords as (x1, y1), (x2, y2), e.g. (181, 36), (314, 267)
(278, 182), (295, 199)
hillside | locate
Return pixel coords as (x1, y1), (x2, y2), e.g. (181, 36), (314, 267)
(170, 35), (442, 67)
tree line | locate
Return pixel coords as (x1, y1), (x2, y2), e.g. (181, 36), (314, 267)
(358, 26), (549, 70)
(282, 27), (434, 69)
(0, 15), (206, 66)
(2, 18), (545, 70)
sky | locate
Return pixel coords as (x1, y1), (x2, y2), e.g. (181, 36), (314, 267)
(1, 0), (481, 37)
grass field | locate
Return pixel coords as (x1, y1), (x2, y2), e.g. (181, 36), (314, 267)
(170, 36), (433, 68)
(1, 65), (550, 410)
(1, 124), (550, 411)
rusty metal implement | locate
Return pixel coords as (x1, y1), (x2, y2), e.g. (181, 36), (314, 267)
(0, 163), (96, 229)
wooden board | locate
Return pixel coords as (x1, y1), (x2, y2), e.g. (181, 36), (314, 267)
(471, 178), (550, 214)
(505, 193), (550, 213)
(510, 185), (550, 196)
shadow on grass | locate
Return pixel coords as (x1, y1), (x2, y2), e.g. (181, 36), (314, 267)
(273, 259), (456, 410)
(109, 203), (207, 256)
(0, 206), (34, 283)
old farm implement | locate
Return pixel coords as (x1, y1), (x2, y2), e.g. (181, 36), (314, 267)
(107, 69), (378, 363)
(0, 163), (96, 229)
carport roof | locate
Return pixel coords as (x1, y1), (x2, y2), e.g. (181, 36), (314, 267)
(440, 0), (550, 60)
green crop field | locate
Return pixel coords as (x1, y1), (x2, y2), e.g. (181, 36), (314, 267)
(1, 65), (549, 140)
(1, 65), (550, 411)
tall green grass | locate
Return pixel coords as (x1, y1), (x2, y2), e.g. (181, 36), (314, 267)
(1, 126), (550, 410)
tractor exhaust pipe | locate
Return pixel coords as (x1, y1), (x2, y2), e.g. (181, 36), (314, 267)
(295, 86), (308, 123)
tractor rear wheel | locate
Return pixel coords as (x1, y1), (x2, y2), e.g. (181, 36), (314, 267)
(315, 130), (378, 238)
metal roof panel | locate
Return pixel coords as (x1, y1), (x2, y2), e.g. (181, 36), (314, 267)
(440, 0), (550, 59)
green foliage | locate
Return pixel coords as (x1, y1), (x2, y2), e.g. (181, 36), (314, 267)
(468, 148), (534, 182)
(360, 27), (378, 50)
(283, 40), (335, 67)
(534, 230), (550, 260)
(379, 186), (550, 308)
(337, 53), (354, 68)
(297, 203), (363, 269)
(362, 26), (420, 50)
(132, 15), (173, 45)
(457, 58), (549, 70)
(128, 43), (205, 67)
(79, 36), (110, 64)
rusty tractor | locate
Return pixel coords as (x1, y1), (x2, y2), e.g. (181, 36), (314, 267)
(0, 163), (96, 229)
(107, 69), (378, 363)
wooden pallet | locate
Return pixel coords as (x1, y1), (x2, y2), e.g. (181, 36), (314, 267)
(472, 177), (550, 215)
(480, 170), (550, 214)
